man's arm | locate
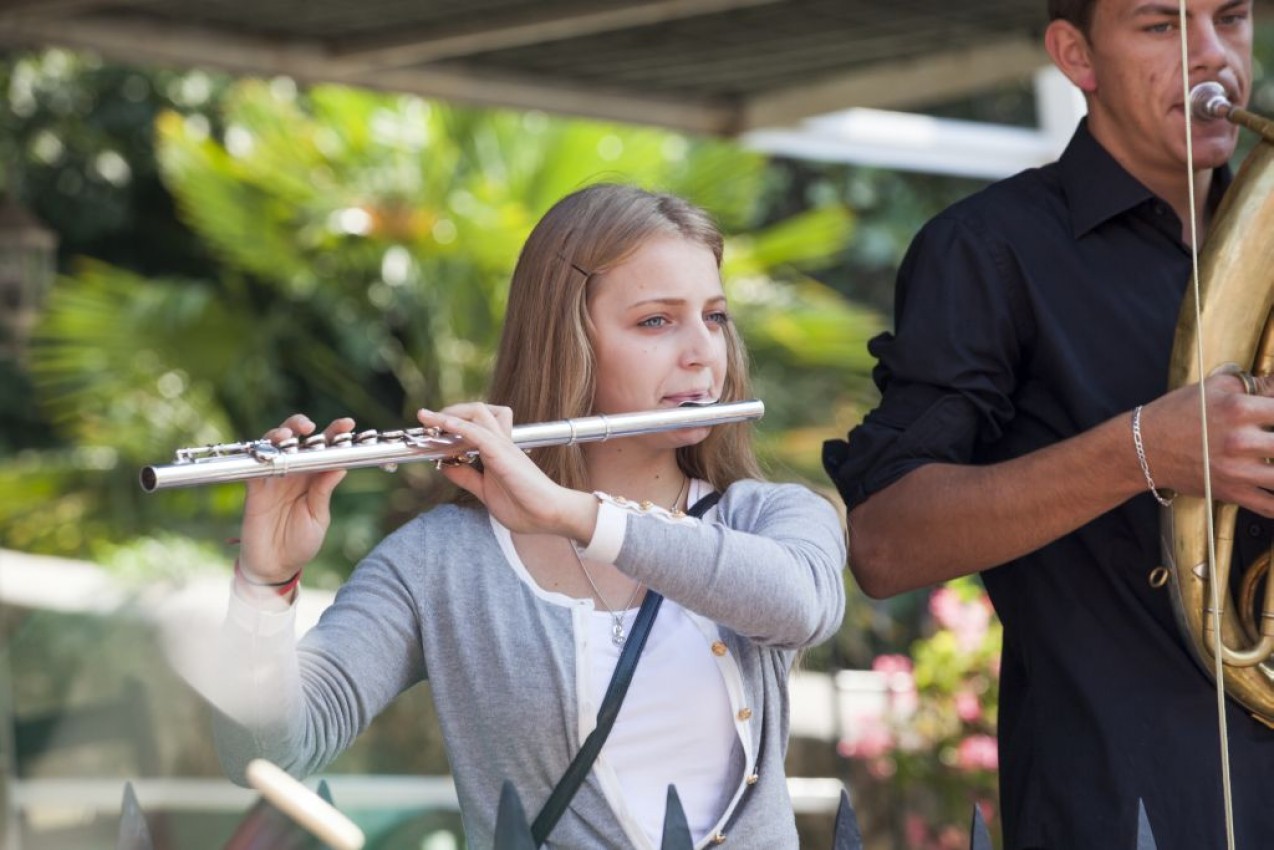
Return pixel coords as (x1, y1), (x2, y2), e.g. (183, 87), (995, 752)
(849, 375), (1274, 598)
(848, 413), (1139, 598)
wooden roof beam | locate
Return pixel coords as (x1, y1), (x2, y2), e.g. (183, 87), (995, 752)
(327, 0), (784, 71)
(0, 14), (741, 134)
(739, 37), (1050, 131)
(0, 0), (148, 15)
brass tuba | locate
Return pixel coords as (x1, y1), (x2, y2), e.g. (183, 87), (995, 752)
(1163, 83), (1274, 724)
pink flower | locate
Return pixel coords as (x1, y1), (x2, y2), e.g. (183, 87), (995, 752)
(871, 653), (918, 713)
(930, 587), (994, 653)
(838, 716), (895, 759)
(929, 587), (963, 629)
(954, 734), (999, 771)
(954, 689), (983, 722)
(871, 653), (913, 675)
(866, 756), (896, 779)
(905, 813), (930, 846)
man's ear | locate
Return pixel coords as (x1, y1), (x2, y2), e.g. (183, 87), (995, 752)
(1045, 18), (1098, 93)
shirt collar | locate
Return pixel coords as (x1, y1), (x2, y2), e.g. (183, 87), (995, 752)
(1058, 117), (1232, 239)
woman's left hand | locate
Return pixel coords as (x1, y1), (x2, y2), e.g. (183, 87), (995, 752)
(418, 404), (598, 542)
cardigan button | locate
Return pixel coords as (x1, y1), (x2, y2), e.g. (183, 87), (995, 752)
(737, 708), (753, 721)
(711, 832), (727, 844)
(745, 773), (759, 785)
(711, 641), (728, 656)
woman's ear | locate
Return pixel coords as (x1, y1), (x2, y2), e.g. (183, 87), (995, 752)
(1045, 18), (1097, 93)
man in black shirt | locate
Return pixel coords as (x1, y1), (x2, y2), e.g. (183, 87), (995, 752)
(823, 0), (1274, 847)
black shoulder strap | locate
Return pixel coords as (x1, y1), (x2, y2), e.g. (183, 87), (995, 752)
(529, 490), (720, 845)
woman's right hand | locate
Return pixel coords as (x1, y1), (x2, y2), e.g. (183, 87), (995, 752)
(237, 414), (355, 583)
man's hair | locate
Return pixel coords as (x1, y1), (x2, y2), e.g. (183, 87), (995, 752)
(1048, 0), (1097, 34)
(485, 182), (763, 493)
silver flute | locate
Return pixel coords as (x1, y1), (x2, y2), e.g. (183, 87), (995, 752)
(139, 400), (764, 492)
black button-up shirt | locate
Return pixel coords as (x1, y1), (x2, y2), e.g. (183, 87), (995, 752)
(824, 120), (1274, 849)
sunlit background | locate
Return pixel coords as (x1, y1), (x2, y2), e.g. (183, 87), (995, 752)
(2, 5), (1271, 848)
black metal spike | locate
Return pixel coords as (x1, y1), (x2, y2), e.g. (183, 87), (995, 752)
(316, 779), (333, 805)
(1136, 798), (1158, 850)
(831, 788), (864, 850)
(970, 803), (993, 850)
(660, 785), (694, 850)
(117, 781), (155, 850)
(493, 781), (537, 850)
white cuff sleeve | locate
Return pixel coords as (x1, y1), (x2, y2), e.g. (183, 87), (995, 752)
(228, 576), (301, 619)
(578, 493), (628, 564)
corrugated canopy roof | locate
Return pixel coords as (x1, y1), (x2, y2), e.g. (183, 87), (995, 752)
(0, 0), (1051, 134)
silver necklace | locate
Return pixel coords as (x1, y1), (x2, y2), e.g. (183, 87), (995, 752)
(573, 473), (688, 646)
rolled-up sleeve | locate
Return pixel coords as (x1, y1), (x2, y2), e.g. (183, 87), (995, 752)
(823, 211), (1031, 511)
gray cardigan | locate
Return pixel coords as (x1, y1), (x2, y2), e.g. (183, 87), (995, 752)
(214, 478), (846, 849)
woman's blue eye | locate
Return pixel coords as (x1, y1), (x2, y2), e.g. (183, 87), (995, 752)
(639, 316), (668, 328)
(707, 310), (731, 325)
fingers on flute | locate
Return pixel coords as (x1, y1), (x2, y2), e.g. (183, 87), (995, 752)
(262, 415), (356, 444)
(262, 414), (314, 443)
(426, 402), (511, 428)
(321, 417), (356, 440)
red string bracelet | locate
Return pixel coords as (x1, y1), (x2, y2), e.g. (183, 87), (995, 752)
(234, 559), (302, 596)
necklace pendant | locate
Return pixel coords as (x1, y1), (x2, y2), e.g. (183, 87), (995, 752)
(611, 619), (627, 647)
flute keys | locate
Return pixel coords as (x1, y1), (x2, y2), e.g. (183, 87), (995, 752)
(330, 432), (353, 448)
(303, 434), (328, 450)
(249, 440), (282, 461)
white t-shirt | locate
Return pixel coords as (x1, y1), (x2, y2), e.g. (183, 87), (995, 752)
(585, 596), (738, 846)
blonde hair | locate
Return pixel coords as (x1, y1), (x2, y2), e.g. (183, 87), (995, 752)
(486, 182), (763, 492)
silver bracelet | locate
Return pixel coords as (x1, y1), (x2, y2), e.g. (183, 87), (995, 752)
(1131, 405), (1174, 507)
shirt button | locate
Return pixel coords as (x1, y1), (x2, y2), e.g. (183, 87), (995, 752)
(737, 708), (753, 721)
(1249, 523), (1265, 538)
(711, 832), (727, 844)
(711, 641), (728, 656)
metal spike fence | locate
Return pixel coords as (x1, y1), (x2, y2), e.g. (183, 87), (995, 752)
(118, 782), (155, 850)
(113, 775), (1162, 850)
